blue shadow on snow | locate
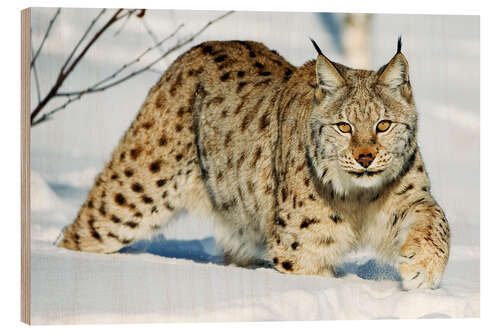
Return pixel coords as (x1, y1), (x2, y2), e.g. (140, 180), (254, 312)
(119, 235), (224, 265)
(120, 235), (401, 281)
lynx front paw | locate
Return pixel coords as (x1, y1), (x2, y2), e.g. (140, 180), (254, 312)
(398, 240), (448, 290)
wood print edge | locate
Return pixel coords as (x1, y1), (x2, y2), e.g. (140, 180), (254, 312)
(21, 7), (31, 325)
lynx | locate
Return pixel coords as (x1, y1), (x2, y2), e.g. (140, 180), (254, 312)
(58, 38), (450, 290)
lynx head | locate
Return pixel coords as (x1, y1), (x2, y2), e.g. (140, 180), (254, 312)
(308, 38), (418, 195)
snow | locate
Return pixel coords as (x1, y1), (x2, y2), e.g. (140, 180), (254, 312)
(45, 166), (100, 189)
(30, 170), (64, 213)
(29, 151), (480, 323)
(29, 10), (479, 324)
(30, 238), (479, 324)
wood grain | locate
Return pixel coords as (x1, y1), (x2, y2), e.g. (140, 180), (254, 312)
(21, 7), (31, 325)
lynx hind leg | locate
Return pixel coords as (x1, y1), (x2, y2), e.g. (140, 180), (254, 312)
(58, 151), (207, 254)
(59, 64), (210, 253)
(57, 156), (206, 254)
(213, 212), (271, 268)
(58, 134), (206, 254)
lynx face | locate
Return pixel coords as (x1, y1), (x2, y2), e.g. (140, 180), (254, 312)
(309, 49), (418, 193)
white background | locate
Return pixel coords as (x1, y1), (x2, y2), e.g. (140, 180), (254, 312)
(1, 0), (496, 332)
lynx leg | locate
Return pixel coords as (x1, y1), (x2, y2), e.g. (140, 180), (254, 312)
(58, 156), (207, 253)
(397, 202), (450, 290)
(268, 206), (357, 277)
(58, 63), (210, 253)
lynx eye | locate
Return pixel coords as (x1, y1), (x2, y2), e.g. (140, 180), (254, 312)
(376, 120), (391, 133)
(337, 122), (352, 133)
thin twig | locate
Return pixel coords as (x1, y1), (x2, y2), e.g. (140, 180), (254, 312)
(90, 10), (234, 91)
(141, 18), (167, 66)
(56, 23), (184, 97)
(60, 9), (106, 73)
(31, 9), (127, 125)
(32, 96), (82, 126)
(142, 18), (163, 50)
(113, 10), (135, 37)
(32, 10), (234, 127)
(31, 8), (60, 68)
(145, 68), (164, 74)
(58, 11), (233, 98)
(30, 28), (41, 103)
(59, 9), (123, 78)
(115, 15), (130, 37)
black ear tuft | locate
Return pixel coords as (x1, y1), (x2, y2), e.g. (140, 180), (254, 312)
(309, 38), (324, 56)
(397, 36), (402, 54)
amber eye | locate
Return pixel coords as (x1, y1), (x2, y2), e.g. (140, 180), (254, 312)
(337, 122), (352, 133)
(376, 120), (391, 133)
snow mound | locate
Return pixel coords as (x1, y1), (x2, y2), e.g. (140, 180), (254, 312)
(47, 166), (100, 188)
(30, 170), (65, 212)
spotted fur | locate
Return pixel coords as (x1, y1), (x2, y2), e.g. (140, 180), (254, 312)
(58, 40), (449, 290)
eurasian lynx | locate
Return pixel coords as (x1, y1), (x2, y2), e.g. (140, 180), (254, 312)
(58, 38), (450, 290)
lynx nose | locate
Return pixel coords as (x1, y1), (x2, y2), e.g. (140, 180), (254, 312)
(353, 147), (376, 168)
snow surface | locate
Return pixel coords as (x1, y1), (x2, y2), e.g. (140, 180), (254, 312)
(29, 167), (480, 324)
(29, 9), (479, 324)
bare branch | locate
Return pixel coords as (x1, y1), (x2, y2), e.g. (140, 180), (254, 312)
(31, 9), (128, 125)
(60, 9), (124, 79)
(60, 9), (106, 74)
(145, 68), (164, 74)
(31, 10), (234, 127)
(92, 11), (234, 90)
(31, 95), (82, 126)
(113, 10), (136, 37)
(141, 18), (167, 62)
(30, 28), (41, 103)
(30, 8), (60, 68)
(57, 11), (233, 98)
(56, 23), (184, 97)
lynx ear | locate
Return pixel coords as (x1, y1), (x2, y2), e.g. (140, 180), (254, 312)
(378, 37), (409, 88)
(316, 55), (345, 93)
(310, 38), (345, 95)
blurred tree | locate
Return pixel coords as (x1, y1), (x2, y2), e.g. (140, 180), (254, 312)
(317, 12), (343, 54)
(317, 12), (372, 69)
(343, 13), (372, 69)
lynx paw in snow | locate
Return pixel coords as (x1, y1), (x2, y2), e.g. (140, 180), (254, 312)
(398, 244), (447, 290)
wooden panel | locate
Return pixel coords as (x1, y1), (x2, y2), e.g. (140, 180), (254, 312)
(21, 7), (31, 325)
